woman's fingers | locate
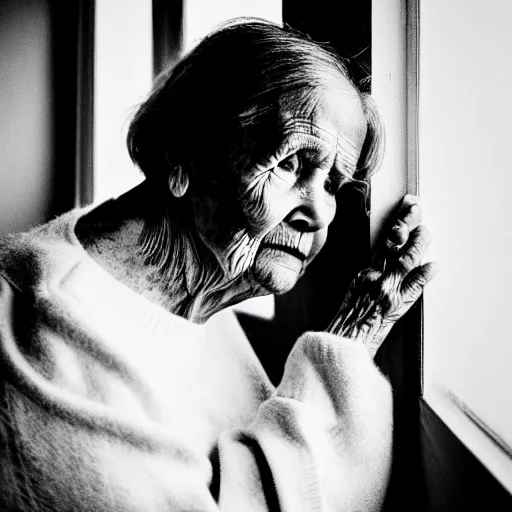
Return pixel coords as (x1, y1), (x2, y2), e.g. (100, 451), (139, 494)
(385, 195), (423, 251)
(401, 193), (421, 210)
(397, 224), (431, 273)
(385, 223), (409, 251)
(328, 195), (437, 357)
(375, 195), (423, 273)
(400, 261), (438, 301)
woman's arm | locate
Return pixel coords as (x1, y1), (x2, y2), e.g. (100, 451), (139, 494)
(218, 330), (393, 511)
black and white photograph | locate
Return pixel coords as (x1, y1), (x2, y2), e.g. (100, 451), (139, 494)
(0, 0), (511, 510)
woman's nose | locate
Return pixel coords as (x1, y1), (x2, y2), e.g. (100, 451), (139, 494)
(285, 176), (336, 232)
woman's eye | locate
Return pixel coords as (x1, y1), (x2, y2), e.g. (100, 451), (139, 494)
(278, 154), (301, 174)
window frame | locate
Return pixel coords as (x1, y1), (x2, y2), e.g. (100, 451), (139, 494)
(414, 0), (512, 500)
(75, 0), (95, 207)
(381, 0), (512, 507)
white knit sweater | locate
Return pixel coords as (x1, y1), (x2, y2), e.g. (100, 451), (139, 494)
(0, 209), (392, 511)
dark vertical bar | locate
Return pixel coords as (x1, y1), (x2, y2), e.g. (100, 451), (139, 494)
(152, 0), (184, 77)
(49, 0), (80, 216)
(75, 0), (95, 207)
(278, 0), (372, 339)
(283, 0), (372, 89)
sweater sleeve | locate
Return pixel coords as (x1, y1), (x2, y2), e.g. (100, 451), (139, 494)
(0, 270), (392, 512)
(216, 332), (393, 512)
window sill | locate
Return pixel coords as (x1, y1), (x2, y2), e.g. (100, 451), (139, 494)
(424, 384), (512, 495)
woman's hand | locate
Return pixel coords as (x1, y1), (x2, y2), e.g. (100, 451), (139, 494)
(327, 194), (437, 357)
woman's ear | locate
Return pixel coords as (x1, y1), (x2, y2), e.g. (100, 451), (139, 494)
(168, 164), (189, 198)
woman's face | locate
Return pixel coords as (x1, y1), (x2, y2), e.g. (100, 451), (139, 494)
(192, 83), (368, 295)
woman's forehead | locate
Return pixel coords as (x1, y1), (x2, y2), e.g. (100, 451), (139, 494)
(279, 85), (367, 155)
(275, 85), (367, 169)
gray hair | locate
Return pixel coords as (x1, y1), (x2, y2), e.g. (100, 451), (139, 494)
(127, 17), (383, 185)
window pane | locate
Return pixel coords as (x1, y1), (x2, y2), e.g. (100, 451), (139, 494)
(420, 0), (512, 490)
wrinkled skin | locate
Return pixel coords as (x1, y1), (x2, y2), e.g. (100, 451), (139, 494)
(191, 83), (367, 298)
(328, 194), (436, 356)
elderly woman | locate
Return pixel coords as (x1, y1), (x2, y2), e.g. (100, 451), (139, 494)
(0, 19), (433, 512)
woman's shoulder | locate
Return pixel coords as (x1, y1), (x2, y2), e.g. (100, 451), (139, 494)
(0, 207), (92, 291)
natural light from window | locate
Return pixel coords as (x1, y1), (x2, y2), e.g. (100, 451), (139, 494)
(420, 0), (512, 493)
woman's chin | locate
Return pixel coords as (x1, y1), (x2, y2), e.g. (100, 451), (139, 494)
(252, 249), (305, 294)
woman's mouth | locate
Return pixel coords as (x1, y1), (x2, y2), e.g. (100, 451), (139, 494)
(258, 243), (307, 261)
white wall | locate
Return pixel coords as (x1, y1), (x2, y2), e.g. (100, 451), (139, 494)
(93, 0), (152, 204)
(370, 0), (409, 247)
(184, 0), (282, 51)
(420, 0), (512, 492)
(0, 0), (54, 235)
